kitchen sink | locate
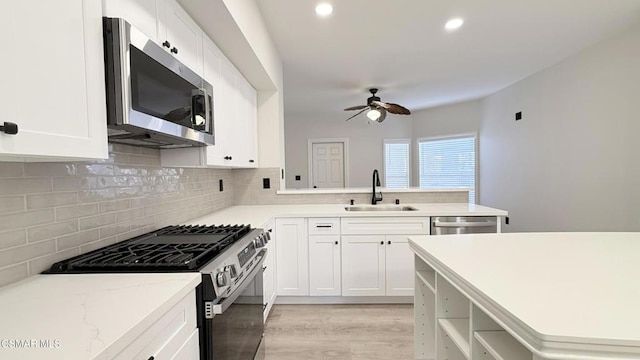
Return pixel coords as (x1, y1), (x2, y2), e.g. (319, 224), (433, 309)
(344, 205), (418, 212)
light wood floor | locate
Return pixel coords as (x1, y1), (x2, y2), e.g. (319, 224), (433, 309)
(264, 304), (414, 360)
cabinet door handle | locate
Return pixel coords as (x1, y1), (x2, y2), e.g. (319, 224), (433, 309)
(0, 122), (18, 135)
(316, 225), (332, 228)
(334, 241), (338, 245)
(148, 357), (155, 360)
(171, 47), (178, 54)
(162, 40), (171, 48)
(380, 241), (384, 245)
(249, 159), (255, 163)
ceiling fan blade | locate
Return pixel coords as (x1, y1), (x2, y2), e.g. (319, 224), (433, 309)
(344, 105), (368, 111)
(371, 101), (411, 115)
(376, 108), (387, 123)
(345, 107), (368, 121)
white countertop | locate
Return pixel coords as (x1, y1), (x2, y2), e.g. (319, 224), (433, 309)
(409, 232), (640, 359)
(277, 187), (471, 195)
(188, 203), (507, 228)
(0, 273), (201, 360)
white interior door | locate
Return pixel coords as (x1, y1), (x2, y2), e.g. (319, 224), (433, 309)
(311, 142), (345, 188)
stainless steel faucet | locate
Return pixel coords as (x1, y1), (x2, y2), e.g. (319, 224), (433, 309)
(372, 169), (383, 205)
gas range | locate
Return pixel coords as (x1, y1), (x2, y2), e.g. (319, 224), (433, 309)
(46, 224), (270, 299)
(45, 224), (270, 360)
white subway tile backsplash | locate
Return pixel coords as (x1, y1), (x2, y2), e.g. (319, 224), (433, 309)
(0, 209), (55, 230)
(57, 230), (100, 251)
(78, 213), (116, 231)
(26, 192), (77, 210)
(27, 220), (79, 243)
(0, 196), (25, 214)
(0, 163), (23, 178)
(23, 163), (76, 177)
(0, 178), (52, 196)
(0, 240), (56, 269)
(0, 230), (27, 250)
(0, 264), (28, 287)
(56, 203), (100, 221)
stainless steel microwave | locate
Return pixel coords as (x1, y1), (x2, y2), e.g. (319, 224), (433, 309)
(103, 17), (214, 149)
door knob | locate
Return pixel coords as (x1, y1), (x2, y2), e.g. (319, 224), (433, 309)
(0, 122), (18, 135)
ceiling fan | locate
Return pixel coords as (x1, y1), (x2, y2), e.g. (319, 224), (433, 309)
(344, 88), (411, 123)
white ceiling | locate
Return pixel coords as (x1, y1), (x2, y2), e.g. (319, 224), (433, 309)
(256, 0), (640, 117)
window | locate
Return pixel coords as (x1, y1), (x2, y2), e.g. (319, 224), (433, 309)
(383, 139), (410, 189)
(418, 134), (476, 203)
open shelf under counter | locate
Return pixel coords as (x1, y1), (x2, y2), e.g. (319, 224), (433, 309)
(474, 331), (532, 360)
(438, 318), (470, 359)
(416, 270), (436, 293)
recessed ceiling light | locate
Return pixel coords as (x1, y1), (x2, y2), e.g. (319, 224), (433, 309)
(315, 3), (333, 16)
(445, 18), (464, 31)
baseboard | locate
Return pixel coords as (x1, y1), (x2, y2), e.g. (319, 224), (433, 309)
(274, 296), (413, 304)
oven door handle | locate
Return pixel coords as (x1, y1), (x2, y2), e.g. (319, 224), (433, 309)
(213, 250), (266, 315)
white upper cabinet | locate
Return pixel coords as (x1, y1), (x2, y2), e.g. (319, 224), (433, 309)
(202, 35), (225, 165)
(162, 0), (202, 75)
(102, 0), (163, 42)
(0, 0), (108, 161)
(236, 76), (259, 167)
(103, 0), (202, 76)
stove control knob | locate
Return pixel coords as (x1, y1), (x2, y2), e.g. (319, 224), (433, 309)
(254, 235), (266, 248)
(216, 271), (229, 287)
(264, 231), (271, 241)
(224, 265), (238, 279)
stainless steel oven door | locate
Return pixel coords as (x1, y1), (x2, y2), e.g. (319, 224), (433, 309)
(209, 252), (265, 360)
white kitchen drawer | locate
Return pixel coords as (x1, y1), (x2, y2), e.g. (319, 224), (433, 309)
(114, 291), (198, 360)
(308, 218), (340, 235)
(341, 217), (430, 235)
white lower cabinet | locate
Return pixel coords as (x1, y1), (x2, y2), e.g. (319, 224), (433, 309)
(341, 235), (386, 296)
(115, 291), (199, 359)
(275, 218), (309, 296)
(309, 234), (341, 296)
(340, 217), (430, 297)
(385, 235), (415, 296)
(341, 234), (419, 296)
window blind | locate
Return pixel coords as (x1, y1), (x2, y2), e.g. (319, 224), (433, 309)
(418, 136), (476, 203)
(384, 140), (410, 189)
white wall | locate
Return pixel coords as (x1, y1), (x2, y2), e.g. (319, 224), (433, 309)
(480, 21), (640, 232)
(284, 111), (413, 188)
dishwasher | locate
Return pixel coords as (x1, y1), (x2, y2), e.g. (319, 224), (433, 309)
(430, 216), (498, 234)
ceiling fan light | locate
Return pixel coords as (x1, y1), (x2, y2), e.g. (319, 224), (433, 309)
(315, 3), (333, 16)
(366, 109), (381, 121)
(445, 18), (464, 31)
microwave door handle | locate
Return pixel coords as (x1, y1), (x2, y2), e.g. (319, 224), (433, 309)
(190, 88), (207, 130)
(203, 87), (211, 134)
(212, 250), (266, 315)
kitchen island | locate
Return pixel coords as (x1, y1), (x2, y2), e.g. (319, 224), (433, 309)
(409, 232), (640, 360)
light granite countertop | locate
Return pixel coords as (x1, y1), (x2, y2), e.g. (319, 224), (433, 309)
(0, 273), (201, 360)
(187, 203), (508, 228)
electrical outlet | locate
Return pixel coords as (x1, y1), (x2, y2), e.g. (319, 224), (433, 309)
(263, 178), (270, 189)
(515, 111), (522, 121)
